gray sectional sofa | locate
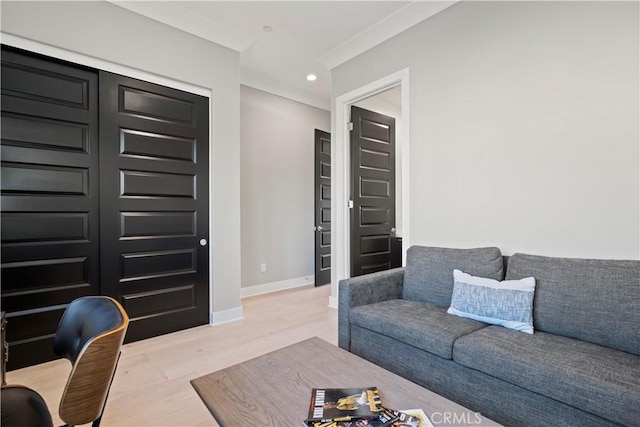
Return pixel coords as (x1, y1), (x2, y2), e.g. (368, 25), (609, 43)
(338, 246), (639, 426)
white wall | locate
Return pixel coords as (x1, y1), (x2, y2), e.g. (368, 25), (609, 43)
(1, 1), (243, 318)
(332, 1), (639, 260)
(240, 85), (330, 293)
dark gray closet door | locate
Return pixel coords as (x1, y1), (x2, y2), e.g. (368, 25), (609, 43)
(1, 46), (100, 369)
(98, 71), (210, 342)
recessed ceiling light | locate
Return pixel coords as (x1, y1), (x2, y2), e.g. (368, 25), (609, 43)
(306, 74), (317, 81)
(263, 26), (273, 33)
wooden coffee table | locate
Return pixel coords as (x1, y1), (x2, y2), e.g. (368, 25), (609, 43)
(191, 337), (500, 426)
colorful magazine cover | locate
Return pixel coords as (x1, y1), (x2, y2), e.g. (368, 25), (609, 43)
(306, 407), (398, 427)
(306, 387), (384, 423)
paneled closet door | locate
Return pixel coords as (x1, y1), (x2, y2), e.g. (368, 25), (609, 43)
(98, 72), (210, 342)
(0, 47), (100, 369)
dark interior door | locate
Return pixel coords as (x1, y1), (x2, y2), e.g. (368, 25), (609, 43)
(314, 129), (331, 286)
(98, 71), (210, 342)
(1, 47), (100, 369)
(350, 106), (396, 277)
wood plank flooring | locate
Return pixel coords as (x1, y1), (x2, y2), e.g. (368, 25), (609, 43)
(6, 284), (337, 426)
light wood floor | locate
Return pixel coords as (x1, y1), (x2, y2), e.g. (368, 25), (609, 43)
(6, 284), (337, 426)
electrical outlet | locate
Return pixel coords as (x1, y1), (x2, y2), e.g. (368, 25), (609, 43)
(260, 263), (267, 273)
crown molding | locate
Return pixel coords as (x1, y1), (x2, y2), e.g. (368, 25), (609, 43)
(106, 1), (455, 106)
(318, 1), (457, 70)
(108, 1), (254, 52)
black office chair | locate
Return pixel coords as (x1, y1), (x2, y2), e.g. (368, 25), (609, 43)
(1, 296), (129, 427)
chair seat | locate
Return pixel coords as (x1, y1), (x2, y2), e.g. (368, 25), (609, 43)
(1, 385), (53, 427)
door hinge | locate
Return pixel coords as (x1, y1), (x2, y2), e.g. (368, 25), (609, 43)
(347, 122), (354, 131)
(348, 200), (354, 209)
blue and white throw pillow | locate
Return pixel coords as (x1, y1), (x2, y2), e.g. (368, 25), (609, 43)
(448, 269), (536, 334)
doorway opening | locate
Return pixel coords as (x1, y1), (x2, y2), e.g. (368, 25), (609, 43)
(330, 68), (410, 308)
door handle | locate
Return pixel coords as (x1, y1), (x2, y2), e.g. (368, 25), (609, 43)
(199, 239), (208, 246)
(315, 226), (324, 232)
(390, 228), (396, 234)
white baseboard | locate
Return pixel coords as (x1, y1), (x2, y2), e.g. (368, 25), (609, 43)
(241, 275), (314, 298)
(328, 295), (339, 309)
(209, 306), (244, 326)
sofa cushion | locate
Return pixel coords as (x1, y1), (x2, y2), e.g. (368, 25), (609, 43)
(403, 246), (504, 307)
(349, 299), (487, 360)
(506, 253), (640, 355)
(448, 269), (536, 334)
(453, 326), (640, 426)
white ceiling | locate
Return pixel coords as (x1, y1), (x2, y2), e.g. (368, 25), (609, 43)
(110, 1), (455, 110)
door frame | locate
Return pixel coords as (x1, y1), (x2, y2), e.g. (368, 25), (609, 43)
(330, 68), (411, 308)
(2, 34), (217, 323)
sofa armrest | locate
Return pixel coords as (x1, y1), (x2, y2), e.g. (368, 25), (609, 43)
(338, 267), (405, 351)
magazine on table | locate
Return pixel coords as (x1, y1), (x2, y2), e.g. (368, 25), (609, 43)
(304, 407), (397, 427)
(303, 408), (431, 427)
(303, 386), (433, 427)
(305, 387), (384, 424)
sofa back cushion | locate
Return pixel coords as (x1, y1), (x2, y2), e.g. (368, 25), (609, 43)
(506, 253), (640, 355)
(403, 246), (504, 307)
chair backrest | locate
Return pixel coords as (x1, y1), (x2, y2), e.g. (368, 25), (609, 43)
(53, 296), (129, 426)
